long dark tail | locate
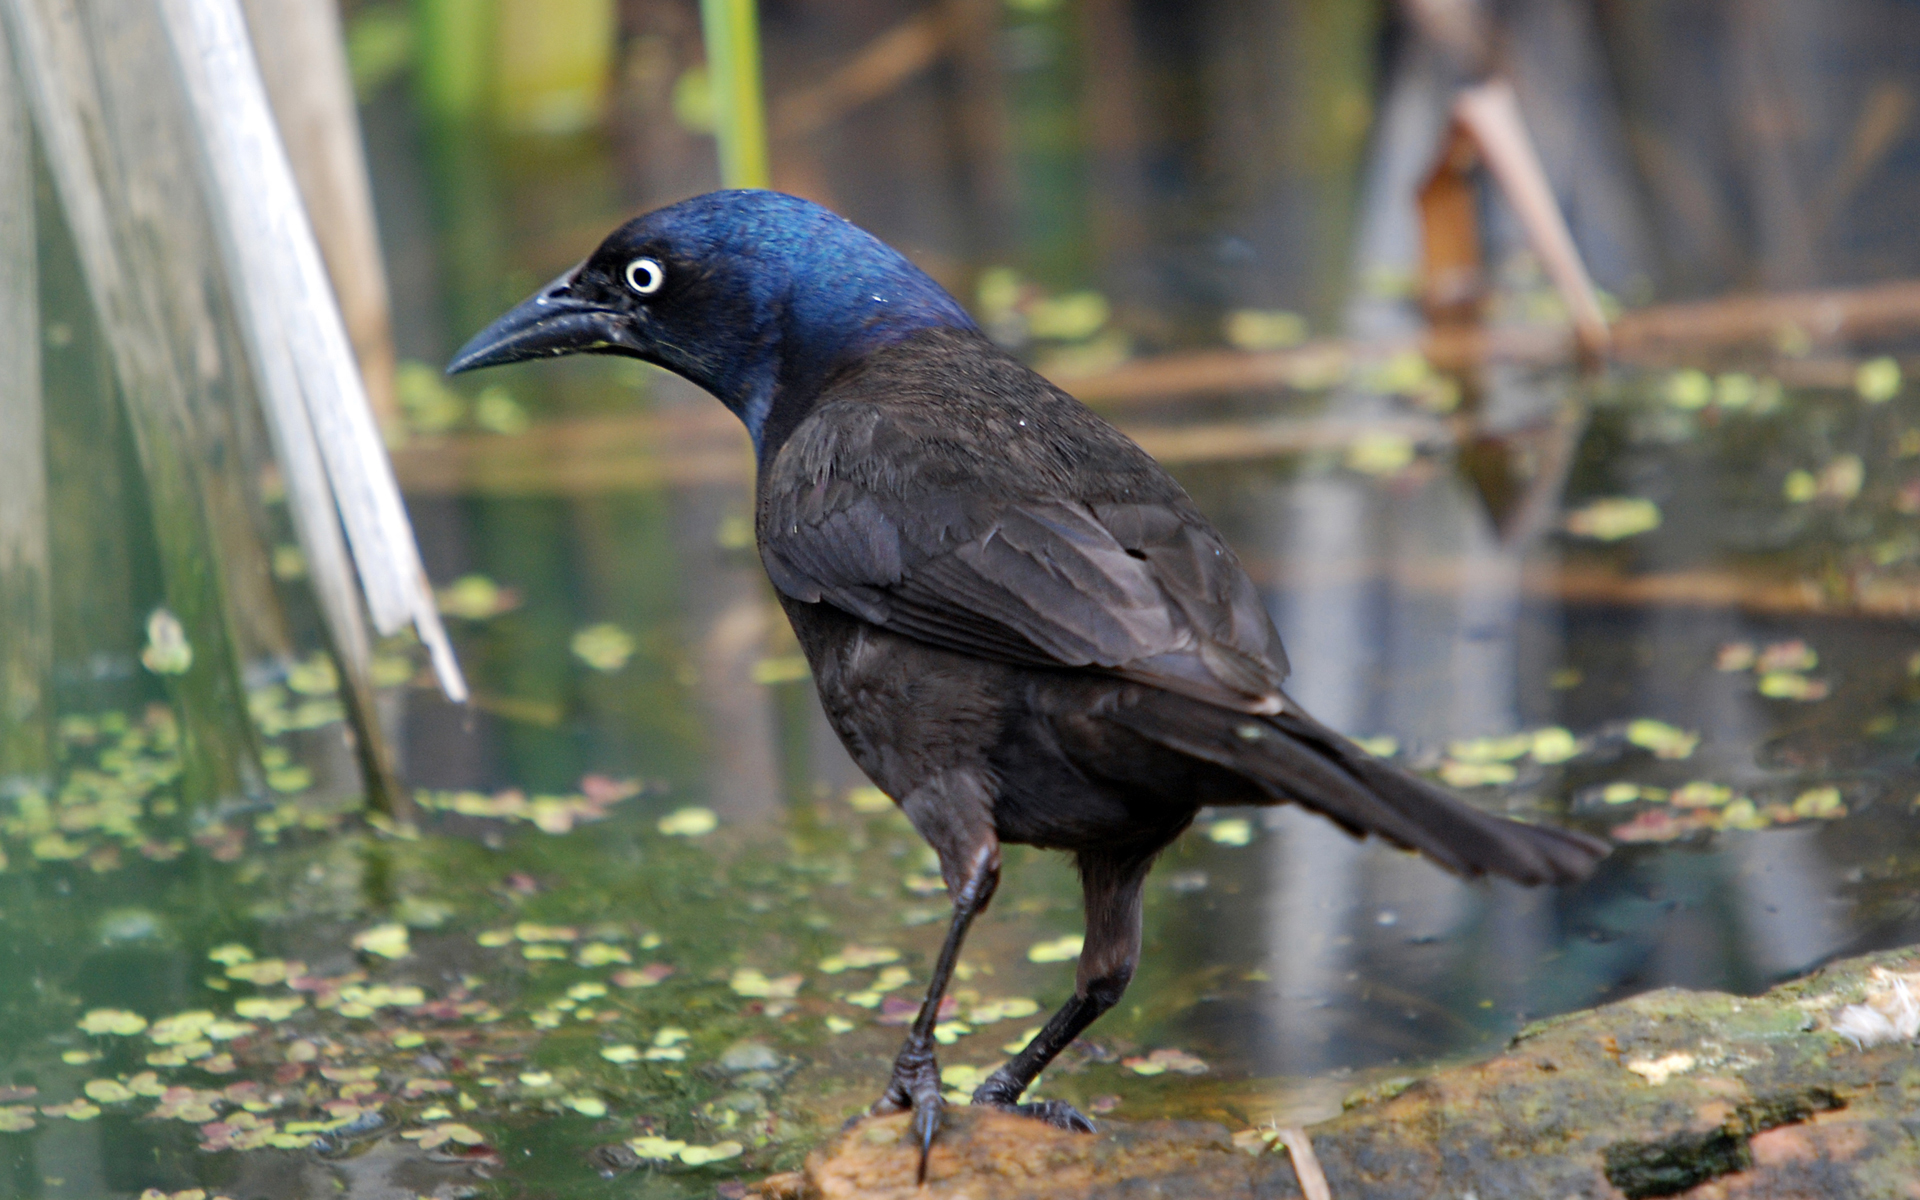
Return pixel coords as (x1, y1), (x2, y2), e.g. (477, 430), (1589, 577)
(1105, 693), (1609, 886)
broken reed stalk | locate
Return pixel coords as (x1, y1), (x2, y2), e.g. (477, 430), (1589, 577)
(238, 0), (400, 436)
(700, 0), (770, 189)
(0, 24), (51, 794)
(153, 0), (406, 814)
(0, 0), (264, 809)
(154, 0), (466, 709)
(1450, 80), (1610, 357)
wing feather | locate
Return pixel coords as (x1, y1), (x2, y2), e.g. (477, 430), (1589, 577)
(761, 402), (1288, 712)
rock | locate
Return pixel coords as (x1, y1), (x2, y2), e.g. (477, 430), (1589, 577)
(749, 946), (1920, 1198)
(751, 1108), (1276, 1199)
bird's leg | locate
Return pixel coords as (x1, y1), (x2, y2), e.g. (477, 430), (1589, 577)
(972, 850), (1153, 1131)
(873, 772), (1001, 1182)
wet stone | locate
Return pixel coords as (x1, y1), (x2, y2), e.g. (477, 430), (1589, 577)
(749, 946), (1920, 1199)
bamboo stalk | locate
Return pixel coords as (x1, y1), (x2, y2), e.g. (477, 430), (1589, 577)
(699, 0), (769, 189)
(0, 20), (51, 793)
(0, 0), (263, 807)
(156, 0), (465, 705)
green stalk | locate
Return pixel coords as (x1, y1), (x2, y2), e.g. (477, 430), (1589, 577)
(412, 0), (493, 126)
(698, 0), (768, 189)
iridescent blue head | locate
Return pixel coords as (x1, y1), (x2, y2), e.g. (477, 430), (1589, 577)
(447, 190), (977, 454)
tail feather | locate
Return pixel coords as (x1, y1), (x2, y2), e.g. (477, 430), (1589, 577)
(1106, 695), (1609, 886)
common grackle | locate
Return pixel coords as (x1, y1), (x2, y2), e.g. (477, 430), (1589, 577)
(450, 190), (1608, 1178)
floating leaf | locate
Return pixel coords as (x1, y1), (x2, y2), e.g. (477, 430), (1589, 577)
(600, 1045), (641, 1064)
(628, 1135), (688, 1160)
(1448, 734), (1532, 764)
(1757, 640), (1818, 672)
(844, 786), (894, 813)
(1664, 369), (1712, 409)
(141, 609), (193, 675)
(818, 945), (900, 974)
(1670, 781), (1731, 809)
(970, 997), (1041, 1024)
(1858, 356), (1902, 402)
(1564, 497), (1661, 541)
(78, 1008), (148, 1036)
(285, 655), (338, 697)
(41, 1100), (100, 1121)
(1626, 719), (1698, 759)
(566, 1095), (607, 1117)
(1028, 935), (1084, 963)
(148, 1011), (217, 1045)
(729, 968), (801, 999)
(436, 574), (518, 620)
(576, 943), (631, 966)
(82, 1079), (134, 1103)
(350, 923), (411, 960)
(679, 1140), (744, 1165)
(1529, 727), (1579, 764)
(1223, 309), (1306, 351)
(1439, 761), (1516, 788)
(1758, 672), (1828, 701)
(1793, 787), (1847, 820)
(571, 623), (636, 672)
(404, 1122), (487, 1149)
(611, 963), (674, 988)
(474, 386), (529, 435)
(1344, 433), (1415, 477)
(1612, 808), (1711, 843)
(750, 656), (809, 685)
(1123, 1048), (1209, 1076)
(1206, 818), (1253, 845)
(939, 1063), (987, 1091)
(657, 807), (717, 837)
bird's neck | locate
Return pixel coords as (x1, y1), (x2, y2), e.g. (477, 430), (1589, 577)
(719, 306), (977, 465)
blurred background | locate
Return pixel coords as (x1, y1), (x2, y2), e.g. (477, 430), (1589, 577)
(6, 1), (1920, 1195)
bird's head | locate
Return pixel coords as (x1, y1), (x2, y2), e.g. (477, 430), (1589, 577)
(446, 190), (976, 450)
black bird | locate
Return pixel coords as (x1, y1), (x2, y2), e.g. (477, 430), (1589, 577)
(450, 190), (1608, 1174)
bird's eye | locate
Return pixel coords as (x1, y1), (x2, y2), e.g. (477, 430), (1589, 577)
(624, 257), (665, 295)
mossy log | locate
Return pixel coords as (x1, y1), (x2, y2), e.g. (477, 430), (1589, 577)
(754, 945), (1920, 1199)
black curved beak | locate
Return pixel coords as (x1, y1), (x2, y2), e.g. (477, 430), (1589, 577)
(446, 269), (636, 375)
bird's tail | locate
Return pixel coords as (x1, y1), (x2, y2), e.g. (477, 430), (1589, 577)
(1105, 695), (1608, 886)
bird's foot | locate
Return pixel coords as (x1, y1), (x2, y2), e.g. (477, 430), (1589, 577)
(871, 1041), (944, 1182)
(970, 1072), (1096, 1133)
(977, 1097), (1096, 1133)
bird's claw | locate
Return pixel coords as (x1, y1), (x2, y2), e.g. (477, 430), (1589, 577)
(973, 1095), (1095, 1133)
(872, 1041), (945, 1182)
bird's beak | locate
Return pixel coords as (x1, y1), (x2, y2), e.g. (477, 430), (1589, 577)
(446, 268), (637, 375)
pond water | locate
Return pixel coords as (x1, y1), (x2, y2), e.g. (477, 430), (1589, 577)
(10, 29), (1920, 1200)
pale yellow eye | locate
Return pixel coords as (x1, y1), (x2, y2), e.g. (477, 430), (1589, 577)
(625, 257), (665, 295)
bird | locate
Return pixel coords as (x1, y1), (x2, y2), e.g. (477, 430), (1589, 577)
(449, 189), (1609, 1179)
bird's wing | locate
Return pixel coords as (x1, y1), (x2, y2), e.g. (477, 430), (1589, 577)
(760, 404), (1288, 713)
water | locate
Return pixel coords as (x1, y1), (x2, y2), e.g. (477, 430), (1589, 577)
(10, 21), (1920, 1200)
